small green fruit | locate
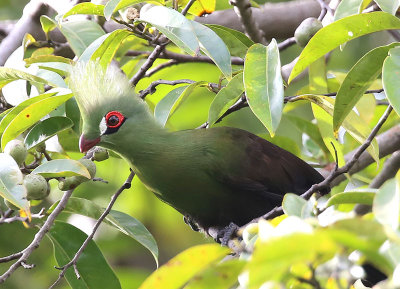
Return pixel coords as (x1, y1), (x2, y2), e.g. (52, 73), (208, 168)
(294, 17), (323, 47)
(58, 176), (87, 191)
(79, 159), (96, 179)
(93, 147), (109, 162)
(35, 142), (46, 153)
(4, 199), (20, 211)
(24, 174), (50, 200)
(4, 139), (27, 166)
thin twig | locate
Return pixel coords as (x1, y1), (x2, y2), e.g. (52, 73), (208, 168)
(181, 0), (196, 15)
(139, 79), (196, 99)
(0, 189), (74, 284)
(145, 59), (179, 77)
(49, 171), (135, 289)
(0, 208), (45, 225)
(370, 150), (400, 189)
(0, 252), (23, 264)
(278, 37), (296, 51)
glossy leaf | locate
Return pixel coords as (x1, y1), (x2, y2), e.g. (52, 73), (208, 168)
(48, 197), (159, 265)
(191, 21), (232, 79)
(90, 29), (135, 69)
(0, 153), (29, 211)
(326, 190), (376, 207)
(382, 46), (400, 117)
(139, 5), (200, 56)
(1, 93), (73, 150)
(207, 24), (253, 58)
(63, 2), (105, 18)
(0, 67), (52, 89)
(334, 43), (400, 133)
(79, 33), (110, 62)
(282, 193), (307, 218)
(373, 174), (400, 230)
(244, 41), (283, 136)
(47, 221), (121, 289)
(59, 20), (105, 57)
(155, 82), (207, 126)
(24, 116), (74, 150)
(139, 244), (229, 289)
(32, 159), (91, 178)
(24, 55), (72, 65)
(208, 72), (244, 125)
(333, 0), (369, 21)
(375, 0), (400, 15)
(289, 12), (400, 83)
(184, 259), (244, 289)
(40, 15), (57, 39)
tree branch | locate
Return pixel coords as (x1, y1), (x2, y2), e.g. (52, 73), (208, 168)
(139, 79), (196, 99)
(49, 171), (135, 289)
(370, 150), (400, 189)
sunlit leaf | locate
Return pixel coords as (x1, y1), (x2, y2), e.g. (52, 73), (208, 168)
(24, 55), (72, 65)
(375, 0), (400, 15)
(326, 190), (376, 207)
(47, 221), (121, 289)
(32, 159), (91, 178)
(63, 2), (105, 18)
(289, 12), (400, 83)
(180, 0), (216, 16)
(333, 0), (369, 21)
(382, 46), (400, 117)
(244, 41), (283, 136)
(139, 244), (229, 289)
(0, 67), (52, 89)
(282, 193), (307, 218)
(40, 15), (57, 39)
(24, 116), (73, 150)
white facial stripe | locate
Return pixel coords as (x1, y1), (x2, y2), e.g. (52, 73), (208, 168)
(99, 117), (107, 135)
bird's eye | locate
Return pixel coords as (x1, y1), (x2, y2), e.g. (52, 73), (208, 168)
(105, 111), (125, 128)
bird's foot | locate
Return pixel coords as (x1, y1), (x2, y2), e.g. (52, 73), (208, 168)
(208, 223), (239, 246)
(183, 215), (200, 232)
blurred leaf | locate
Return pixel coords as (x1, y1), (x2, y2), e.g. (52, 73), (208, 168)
(24, 55), (72, 66)
(383, 46), (400, 117)
(289, 12), (400, 83)
(24, 116), (73, 150)
(207, 24), (253, 58)
(90, 29), (135, 69)
(63, 2), (105, 18)
(48, 197), (159, 265)
(244, 41), (283, 136)
(373, 175), (400, 230)
(47, 221), (121, 289)
(180, 0), (216, 16)
(59, 20), (105, 57)
(333, 43), (400, 134)
(1, 93), (73, 150)
(326, 190), (376, 207)
(282, 193), (307, 218)
(155, 82), (207, 126)
(208, 72), (244, 125)
(104, 0), (162, 20)
(191, 21), (232, 79)
(139, 244), (229, 289)
(66, 98), (81, 135)
(375, 0), (400, 15)
(0, 67), (52, 89)
(184, 259), (244, 289)
(0, 153), (29, 211)
(39, 15), (57, 39)
(139, 5), (200, 55)
(333, 0), (370, 21)
(32, 159), (91, 178)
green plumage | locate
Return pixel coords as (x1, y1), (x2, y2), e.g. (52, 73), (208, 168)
(69, 62), (326, 236)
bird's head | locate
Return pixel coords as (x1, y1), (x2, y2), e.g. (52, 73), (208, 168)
(68, 62), (153, 153)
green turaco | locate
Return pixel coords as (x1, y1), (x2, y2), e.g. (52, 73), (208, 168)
(68, 62), (327, 242)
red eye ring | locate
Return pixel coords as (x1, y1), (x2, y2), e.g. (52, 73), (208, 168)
(105, 111), (125, 128)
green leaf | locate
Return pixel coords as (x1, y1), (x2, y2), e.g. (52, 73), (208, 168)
(24, 116), (74, 150)
(104, 0), (163, 20)
(63, 2), (105, 18)
(244, 41), (283, 136)
(207, 24), (253, 58)
(333, 43), (400, 134)
(155, 82), (207, 126)
(0, 153), (29, 211)
(90, 29), (135, 69)
(208, 72), (244, 125)
(139, 5), (200, 56)
(59, 20), (105, 57)
(375, 0), (400, 15)
(48, 197), (159, 265)
(79, 33), (110, 62)
(0, 67), (52, 89)
(32, 159), (91, 178)
(326, 190), (377, 207)
(190, 21), (232, 79)
(383, 46), (400, 117)
(40, 15), (57, 39)
(373, 174), (400, 230)
(139, 244), (229, 289)
(333, 0), (366, 21)
(24, 55), (72, 66)
(288, 12), (400, 83)
(47, 221), (121, 289)
(184, 259), (245, 289)
(1, 93), (73, 150)
(282, 193), (307, 218)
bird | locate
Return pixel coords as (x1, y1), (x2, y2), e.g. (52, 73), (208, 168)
(68, 62), (328, 243)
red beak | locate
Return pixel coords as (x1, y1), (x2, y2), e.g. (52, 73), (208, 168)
(79, 135), (101, 153)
